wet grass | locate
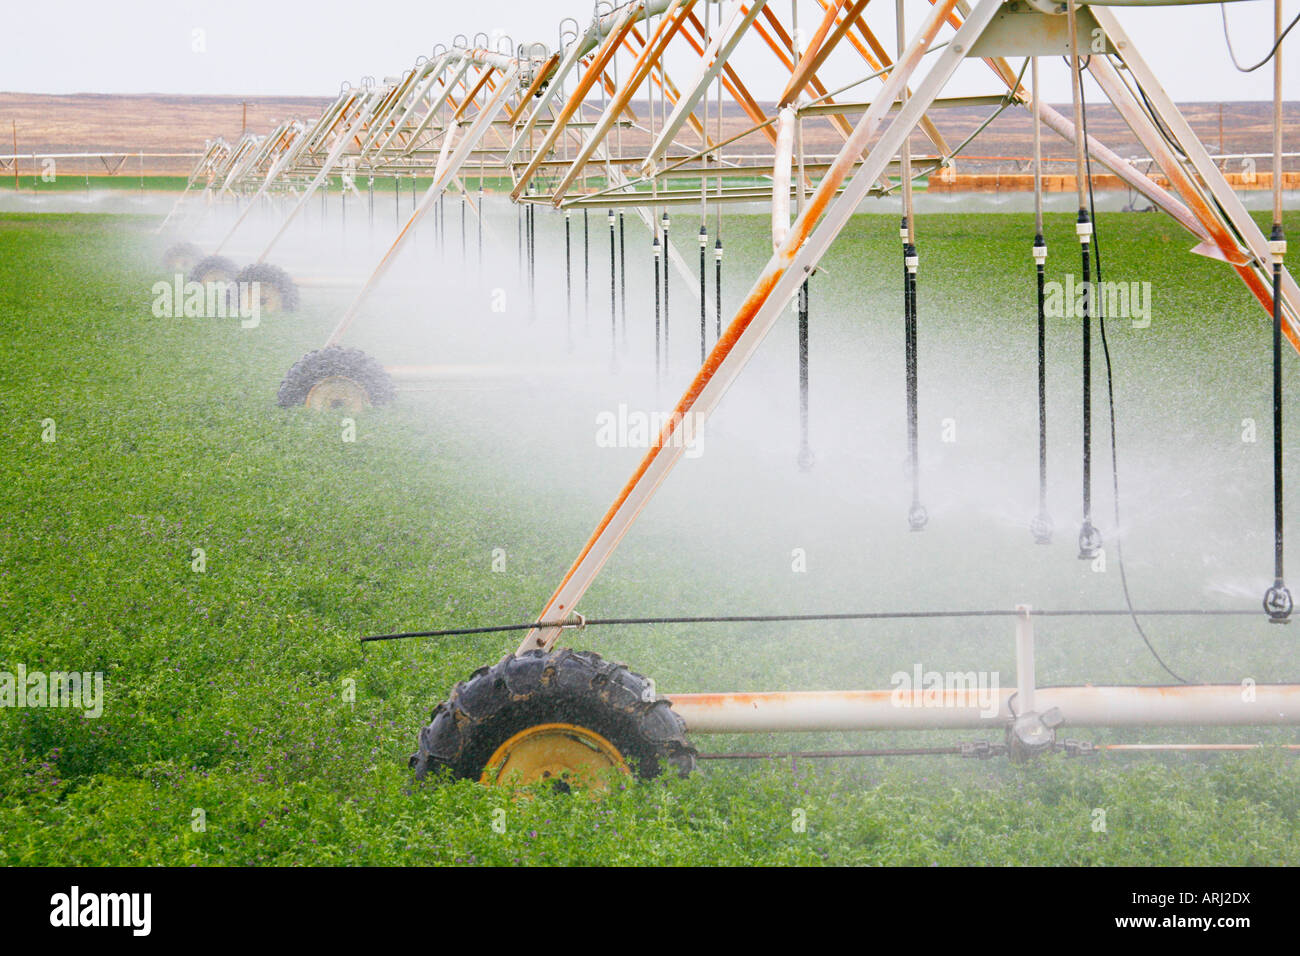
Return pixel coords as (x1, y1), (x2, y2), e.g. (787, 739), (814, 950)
(1, 210), (1298, 865)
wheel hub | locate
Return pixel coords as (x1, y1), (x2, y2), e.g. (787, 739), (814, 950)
(247, 282), (282, 314)
(305, 376), (369, 412)
(481, 722), (627, 789)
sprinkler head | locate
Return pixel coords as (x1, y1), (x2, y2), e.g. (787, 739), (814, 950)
(908, 503), (929, 532)
(1077, 521), (1102, 559)
(1030, 511), (1053, 545)
(1264, 580), (1293, 624)
(1007, 707), (1064, 763)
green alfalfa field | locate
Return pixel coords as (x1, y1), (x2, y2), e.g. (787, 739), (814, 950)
(1, 208), (1298, 866)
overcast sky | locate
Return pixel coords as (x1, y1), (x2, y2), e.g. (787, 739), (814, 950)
(2, 1), (1297, 102)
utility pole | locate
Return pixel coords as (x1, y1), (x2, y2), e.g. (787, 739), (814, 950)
(241, 100), (247, 134)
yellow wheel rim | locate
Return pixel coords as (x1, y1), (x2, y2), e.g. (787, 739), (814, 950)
(247, 283), (282, 314)
(305, 376), (369, 413)
(481, 722), (628, 790)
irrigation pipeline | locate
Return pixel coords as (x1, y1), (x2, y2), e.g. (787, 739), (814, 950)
(359, 607), (1264, 643)
(697, 742), (1300, 762)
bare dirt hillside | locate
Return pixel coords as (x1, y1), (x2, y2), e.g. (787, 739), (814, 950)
(1, 91), (1294, 178)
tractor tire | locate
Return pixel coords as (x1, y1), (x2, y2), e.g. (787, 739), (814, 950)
(411, 649), (696, 787)
(188, 254), (239, 284)
(235, 262), (299, 314)
(162, 242), (203, 274)
(276, 346), (395, 410)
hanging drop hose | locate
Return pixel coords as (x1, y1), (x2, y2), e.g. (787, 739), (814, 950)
(1068, 2), (1101, 560)
(1264, 0), (1292, 624)
(565, 210), (573, 345)
(798, 277), (814, 471)
(715, 237), (724, 341)
(584, 208), (590, 332)
(1030, 56), (1053, 545)
(653, 232), (662, 382)
(699, 225), (708, 364)
(1032, 231), (1052, 544)
(1265, 220), (1292, 622)
(662, 212), (671, 373)
(901, 216), (926, 531)
(619, 213), (627, 346)
(527, 203), (537, 323)
(1078, 51), (1190, 684)
(906, 236), (925, 530)
(896, 2), (924, 530)
(609, 210), (617, 361)
(1077, 209), (1100, 559)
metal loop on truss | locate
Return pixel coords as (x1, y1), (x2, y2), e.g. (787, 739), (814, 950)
(559, 16), (581, 49)
(473, 31), (490, 50)
(452, 34), (470, 50)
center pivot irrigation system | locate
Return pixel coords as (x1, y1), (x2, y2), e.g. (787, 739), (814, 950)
(166, 0), (1299, 787)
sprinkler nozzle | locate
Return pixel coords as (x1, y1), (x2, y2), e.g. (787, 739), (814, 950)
(908, 503), (929, 532)
(1264, 580), (1293, 623)
(1077, 521), (1102, 559)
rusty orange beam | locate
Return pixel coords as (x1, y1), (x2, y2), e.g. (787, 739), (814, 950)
(518, 0), (963, 653)
(625, 22), (705, 140)
(678, 11), (778, 147)
(511, 8), (644, 200)
(543, 0), (695, 202)
(752, 7), (855, 141)
(814, 0), (951, 153)
(597, 70), (639, 124)
(1236, 263), (1300, 353)
(453, 67), (497, 121)
(777, 0), (864, 107)
(508, 53), (561, 125)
